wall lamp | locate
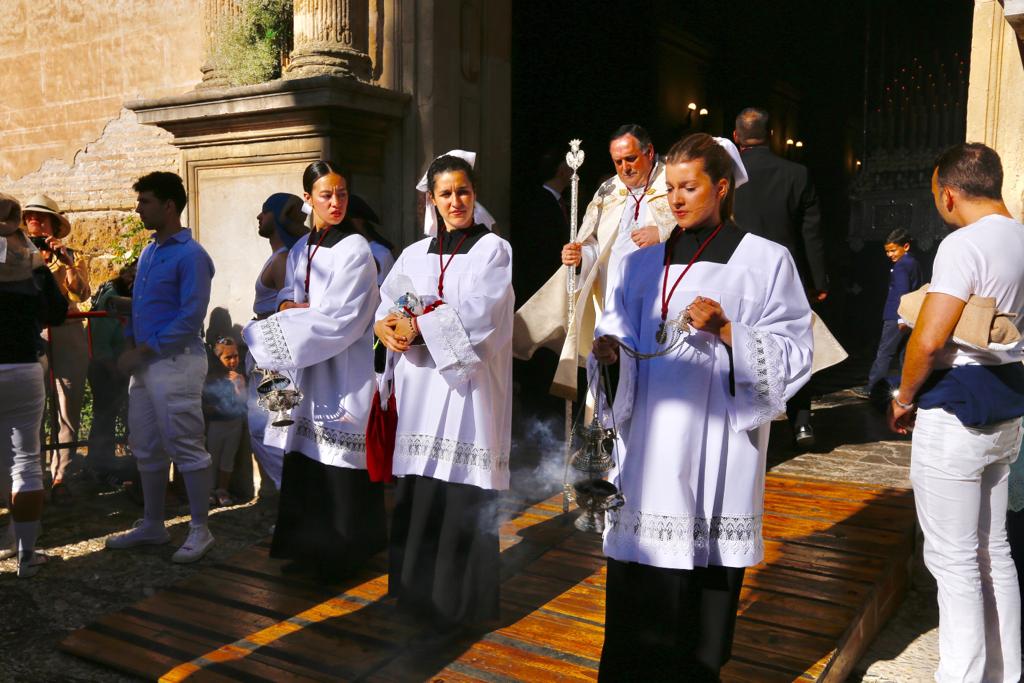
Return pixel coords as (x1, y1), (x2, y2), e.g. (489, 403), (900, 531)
(686, 103), (709, 127)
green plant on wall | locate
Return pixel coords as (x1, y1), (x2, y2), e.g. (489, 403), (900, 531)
(214, 0), (294, 86)
(114, 214), (151, 265)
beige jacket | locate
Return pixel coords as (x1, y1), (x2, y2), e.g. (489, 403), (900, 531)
(898, 284), (1021, 348)
(513, 163), (677, 400)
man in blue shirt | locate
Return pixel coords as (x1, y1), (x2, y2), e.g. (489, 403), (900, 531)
(106, 172), (217, 563)
(855, 228), (923, 399)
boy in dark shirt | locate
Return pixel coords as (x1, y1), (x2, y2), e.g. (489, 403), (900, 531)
(855, 229), (923, 399)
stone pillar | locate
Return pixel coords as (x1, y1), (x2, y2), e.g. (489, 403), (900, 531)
(198, 0), (242, 88)
(966, 0), (1024, 219)
(286, 0), (372, 80)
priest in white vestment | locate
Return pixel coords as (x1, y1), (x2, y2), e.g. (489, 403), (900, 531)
(244, 162), (385, 581)
(590, 134), (813, 680)
(375, 152), (513, 628)
(513, 124), (677, 399)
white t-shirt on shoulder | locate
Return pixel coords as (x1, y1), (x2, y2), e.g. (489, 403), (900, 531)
(929, 213), (1024, 367)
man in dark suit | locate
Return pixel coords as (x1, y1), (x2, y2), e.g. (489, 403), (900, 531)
(733, 107), (827, 448)
(511, 148), (573, 427)
(512, 148), (572, 303)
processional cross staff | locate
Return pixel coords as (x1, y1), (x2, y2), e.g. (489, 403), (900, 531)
(557, 138), (681, 517)
(565, 139), (585, 328)
(563, 139), (584, 513)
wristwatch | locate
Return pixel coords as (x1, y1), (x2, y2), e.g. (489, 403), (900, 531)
(891, 388), (915, 410)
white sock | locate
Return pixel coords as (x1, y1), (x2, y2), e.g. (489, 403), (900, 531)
(139, 466), (169, 528)
(14, 520), (39, 563)
(181, 467), (212, 528)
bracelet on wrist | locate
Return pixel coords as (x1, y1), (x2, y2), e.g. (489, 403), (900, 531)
(891, 389), (915, 410)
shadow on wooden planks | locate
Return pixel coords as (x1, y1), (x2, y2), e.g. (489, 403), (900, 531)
(60, 473), (916, 682)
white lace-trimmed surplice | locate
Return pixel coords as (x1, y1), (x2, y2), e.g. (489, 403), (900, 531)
(376, 232), (514, 490)
(243, 230), (379, 469)
(590, 233), (813, 570)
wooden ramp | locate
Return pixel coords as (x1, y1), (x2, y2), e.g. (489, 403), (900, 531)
(61, 474), (916, 682)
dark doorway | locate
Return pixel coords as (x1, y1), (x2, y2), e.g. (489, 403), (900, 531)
(510, 0), (973, 358)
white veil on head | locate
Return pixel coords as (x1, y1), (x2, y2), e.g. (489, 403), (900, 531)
(711, 137), (749, 189)
(416, 149), (496, 236)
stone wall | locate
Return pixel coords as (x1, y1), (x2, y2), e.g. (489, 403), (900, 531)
(966, 0), (1024, 220)
(0, 0), (204, 181)
(1, 108), (184, 286)
(1, 0), (513, 293)
(0, 0), (205, 285)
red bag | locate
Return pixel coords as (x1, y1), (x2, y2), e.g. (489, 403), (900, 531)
(365, 388), (396, 483)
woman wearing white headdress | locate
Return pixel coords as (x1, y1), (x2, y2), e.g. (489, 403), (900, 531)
(589, 134), (814, 680)
(243, 161), (385, 581)
(374, 152), (512, 629)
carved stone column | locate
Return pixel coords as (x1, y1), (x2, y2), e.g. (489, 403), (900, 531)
(198, 0), (242, 88)
(286, 0), (372, 80)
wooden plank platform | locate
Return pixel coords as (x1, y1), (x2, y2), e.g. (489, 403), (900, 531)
(60, 473), (916, 682)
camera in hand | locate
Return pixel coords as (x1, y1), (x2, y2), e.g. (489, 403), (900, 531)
(28, 235), (71, 264)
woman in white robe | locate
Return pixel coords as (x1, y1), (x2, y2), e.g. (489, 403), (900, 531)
(375, 153), (513, 629)
(243, 161), (385, 581)
(591, 134), (813, 680)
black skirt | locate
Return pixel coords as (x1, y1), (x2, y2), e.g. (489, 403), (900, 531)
(271, 451), (387, 580)
(388, 474), (500, 628)
(599, 559), (746, 683)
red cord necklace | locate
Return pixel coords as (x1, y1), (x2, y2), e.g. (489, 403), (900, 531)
(627, 174), (652, 226)
(304, 225), (333, 300)
(436, 228), (470, 299)
(657, 222), (724, 343)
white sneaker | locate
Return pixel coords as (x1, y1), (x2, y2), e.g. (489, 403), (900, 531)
(105, 519), (170, 549)
(172, 525), (214, 564)
(17, 551), (48, 578)
(0, 525), (15, 561)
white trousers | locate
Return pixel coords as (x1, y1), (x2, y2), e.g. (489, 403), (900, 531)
(0, 363), (45, 493)
(128, 352), (212, 473)
(911, 407), (1023, 683)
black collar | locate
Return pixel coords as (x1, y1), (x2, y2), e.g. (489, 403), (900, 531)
(312, 222), (358, 249)
(668, 220), (745, 266)
(427, 224), (490, 255)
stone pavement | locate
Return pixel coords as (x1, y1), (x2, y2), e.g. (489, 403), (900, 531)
(766, 389), (940, 683)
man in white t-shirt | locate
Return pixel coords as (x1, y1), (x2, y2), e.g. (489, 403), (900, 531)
(890, 142), (1024, 683)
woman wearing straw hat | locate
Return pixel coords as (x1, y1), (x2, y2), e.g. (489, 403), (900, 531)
(22, 194), (90, 503)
